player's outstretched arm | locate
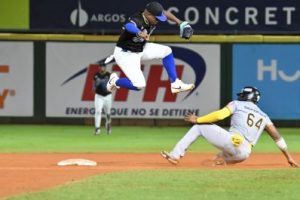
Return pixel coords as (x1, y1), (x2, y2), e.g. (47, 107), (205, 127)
(164, 11), (193, 39)
(265, 124), (299, 168)
(184, 107), (232, 124)
(164, 11), (182, 25)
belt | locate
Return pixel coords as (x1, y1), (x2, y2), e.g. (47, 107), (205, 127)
(121, 48), (132, 52)
(116, 46), (141, 53)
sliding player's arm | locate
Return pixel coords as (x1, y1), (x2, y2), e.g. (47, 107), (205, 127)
(184, 106), (232, 124)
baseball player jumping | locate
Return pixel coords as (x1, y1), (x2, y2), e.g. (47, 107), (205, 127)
(161, 86), (299, 167)
(107, 1), (194, 94)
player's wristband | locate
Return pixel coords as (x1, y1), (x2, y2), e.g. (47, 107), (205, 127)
(276, 137), (288, 151)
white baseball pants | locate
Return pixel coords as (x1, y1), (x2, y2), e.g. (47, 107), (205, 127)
(113, 43), (172, 88)
(94, 94), (112, 128)
(170, 124), (252, 162)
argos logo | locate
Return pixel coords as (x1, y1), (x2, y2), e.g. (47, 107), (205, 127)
(0, 65), (16, 109)
(70, 0), (126, 27)
(70, 0), (89, 27)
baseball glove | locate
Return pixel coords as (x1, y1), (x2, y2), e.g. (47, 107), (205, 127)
(179, 21), (193, 39)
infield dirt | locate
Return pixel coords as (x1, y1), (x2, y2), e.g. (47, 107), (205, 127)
(0, 153), (299, 198)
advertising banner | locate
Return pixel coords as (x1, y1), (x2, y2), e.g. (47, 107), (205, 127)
(30, 0), (300, 34)
(46, 42), (220, 118)
(233, 44), (300, 119)
(0, 42), (33, 116)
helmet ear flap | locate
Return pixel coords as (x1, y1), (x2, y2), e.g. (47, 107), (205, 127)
(253, 89), (261, 103)
(256, 95), (260, 102)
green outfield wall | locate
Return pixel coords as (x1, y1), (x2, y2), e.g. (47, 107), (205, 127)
(0, 34), (299, 126)
(0, 0), (29, 30)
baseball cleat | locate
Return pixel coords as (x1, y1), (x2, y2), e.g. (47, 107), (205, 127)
(171, 79), (195, 94)
(106, 122), (111, 134)
(106, 73), (120, 92)
(201, 155), (227, 167)
(160, 151), (179, 165)
(214, 158), (226, 166)
(95, 128), (101, 135)
(213, 153), (227, 166)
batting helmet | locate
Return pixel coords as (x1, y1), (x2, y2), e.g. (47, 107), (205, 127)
(237, 86), (261, 104)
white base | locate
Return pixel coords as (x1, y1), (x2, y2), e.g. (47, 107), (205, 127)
(57, 159), (97, 166)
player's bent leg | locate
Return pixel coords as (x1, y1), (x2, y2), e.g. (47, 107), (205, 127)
(141, 43), (172, 60)
(113, 46), (143, 90)
(223, 154), (249, 165)
(114, 73), (146, 91)
(207, 151), (248, 166)
(142, 43), (194, 93)
(128, 69), (146, 89)
(112, 54), (145, 91)
(169, 124), (203, 159)
(162, 52), (177, 82)
(219, 142), (251, 165)
(115, 78), (141, 90)
(154, 46), (195, 93)
(132, 83), (146, 90)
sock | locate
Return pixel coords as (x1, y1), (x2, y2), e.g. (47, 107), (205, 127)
(116, 78), (140, 91)
(162, 53), (177, 83)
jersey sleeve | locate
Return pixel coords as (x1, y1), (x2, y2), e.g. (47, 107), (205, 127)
(265, 115), (273, 126)
(226, 100), (237, 113)
(124, 22), (140, 34)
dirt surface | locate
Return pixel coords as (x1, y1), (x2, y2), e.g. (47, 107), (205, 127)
(0, 153), (299, 198)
